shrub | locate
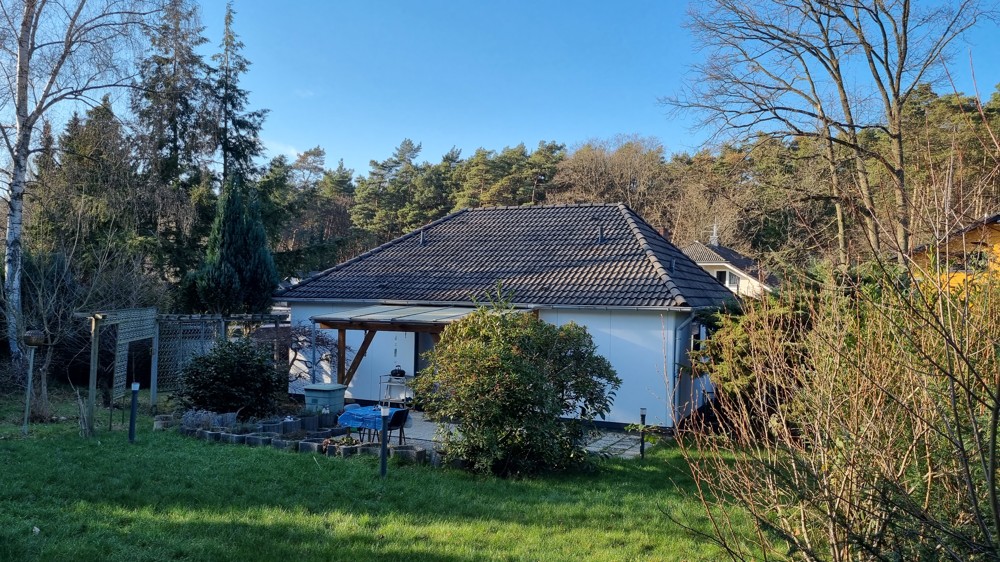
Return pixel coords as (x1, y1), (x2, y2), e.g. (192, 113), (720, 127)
(413, 302), (620, 477)
(175, 338), (285, 419)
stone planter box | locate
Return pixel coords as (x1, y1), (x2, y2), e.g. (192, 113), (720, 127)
(280, 418), (301, 434)
(318, 413), (337, 427)
(153, 414), (175, 431)
(298, 438), (326, 454)
(220, 432), (247, 445)
(271, 437), (299, 452)
(328, 427), (349, 437)
(199, 428), (224, 442)
(335, 444), (360, 458)
(391, 445), (426, 464)
(261, 420), (282, 433)
(358, 443), (382, 456)
(178, 426), (196, 437)
(299, 415), (319, 432)
(245, 432), (278, 447)
(307, 429), (332, 439)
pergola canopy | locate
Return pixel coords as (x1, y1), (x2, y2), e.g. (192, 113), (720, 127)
(310, 304), (485, 386)
(311, 305), (478, 334)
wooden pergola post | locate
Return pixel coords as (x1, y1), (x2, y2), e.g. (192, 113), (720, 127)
(337, 329), (346, 384)
(86, 314), (102, 437)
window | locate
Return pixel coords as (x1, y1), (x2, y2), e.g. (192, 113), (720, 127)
(716, 270), (739, 289)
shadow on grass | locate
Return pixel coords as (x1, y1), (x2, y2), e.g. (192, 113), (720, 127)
(0, 408), (736, 561)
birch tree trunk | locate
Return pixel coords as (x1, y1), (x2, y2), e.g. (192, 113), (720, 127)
(0, 0), (154, 371)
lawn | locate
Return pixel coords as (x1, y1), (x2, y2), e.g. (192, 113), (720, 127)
(0, 386), (748, 561)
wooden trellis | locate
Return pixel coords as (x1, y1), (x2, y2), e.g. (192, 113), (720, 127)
(77, 310), (289, 436)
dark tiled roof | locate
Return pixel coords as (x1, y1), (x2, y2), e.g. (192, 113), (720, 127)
(277, 204), (733, 308)
(681, 241), (780, 288)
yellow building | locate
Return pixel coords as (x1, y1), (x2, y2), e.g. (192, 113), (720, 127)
(911, 214), (1000, 287)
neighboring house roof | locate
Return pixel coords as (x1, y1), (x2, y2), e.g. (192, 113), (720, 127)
(681, 240), (780, 289)
(276, 203), (732, 309)
(911, 213), (1000, 256)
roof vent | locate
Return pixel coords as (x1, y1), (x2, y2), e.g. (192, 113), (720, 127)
(597, 225), (606, 244)
(419, 229), (426, 246)
(709, 222), (719, 246)
(670, 258), (676, 273)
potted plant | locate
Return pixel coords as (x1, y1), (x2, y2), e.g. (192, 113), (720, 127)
(328, 432), (362, 457)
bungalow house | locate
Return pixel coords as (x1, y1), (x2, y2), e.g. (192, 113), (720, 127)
(681, 232), (778, 299)
(275, 203), (732, 427)
(911, 213), (1000, 287)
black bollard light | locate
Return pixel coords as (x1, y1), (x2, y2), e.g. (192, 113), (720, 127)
(380, 405), (390, 478)
(639, 407), (647, 459)
(129, 382), (140, 443)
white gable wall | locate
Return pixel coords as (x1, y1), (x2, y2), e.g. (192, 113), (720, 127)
(540, 308), (690, 427)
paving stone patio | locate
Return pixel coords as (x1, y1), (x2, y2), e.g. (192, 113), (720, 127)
(402, 410), (646, 459)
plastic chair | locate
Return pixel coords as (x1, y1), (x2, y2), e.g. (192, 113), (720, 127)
(386, 408), (409, 445)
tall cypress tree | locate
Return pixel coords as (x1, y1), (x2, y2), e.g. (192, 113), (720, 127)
(196, 175), (278, 314)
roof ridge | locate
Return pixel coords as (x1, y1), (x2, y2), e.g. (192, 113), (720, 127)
(465, 202), (620, 212)
(274, 208), (469, 296)
(686, 240), (726, 262)
(615, 203), (682, 303)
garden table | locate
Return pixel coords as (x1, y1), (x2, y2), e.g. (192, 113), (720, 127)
(338, 405), (401, 441)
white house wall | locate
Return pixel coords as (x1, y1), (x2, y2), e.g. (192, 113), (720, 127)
(539, 308), (688, 427)
(290, 303), (696, 426)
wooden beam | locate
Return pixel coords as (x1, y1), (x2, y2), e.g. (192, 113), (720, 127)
(337, 329), (346, 384)
(343, 330), (377, 387)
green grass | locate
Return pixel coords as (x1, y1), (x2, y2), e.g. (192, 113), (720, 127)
(0, 386), (750, 561)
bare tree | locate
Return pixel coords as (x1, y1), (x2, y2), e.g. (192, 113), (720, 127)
(0, 0), (156, 369)
(667, 0), (985, 263)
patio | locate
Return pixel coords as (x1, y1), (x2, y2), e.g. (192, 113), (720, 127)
(401, 410), (647, 459)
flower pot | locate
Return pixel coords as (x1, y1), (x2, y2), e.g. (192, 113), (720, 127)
(358, 443), (381, 456)
(280, 417), (301, 433)
(220, 432), (246, 445)
(153, 414), (175, 431)
(391, 445), (426, 464)
(298, 438), (325, 454)
(245, 432), (278, 447)
(271, 437), (298, 452)
(337, 444), (360, 458)
(299, 415), (319, 432)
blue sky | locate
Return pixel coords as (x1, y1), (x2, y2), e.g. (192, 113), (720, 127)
(196, 1), (1000, 175)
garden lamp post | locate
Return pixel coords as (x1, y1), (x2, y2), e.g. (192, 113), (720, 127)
(639, 407), (647, 459)
(380, 405), (390, 478)
(22, 330), (46, 436)
(129, 382), (140, 443)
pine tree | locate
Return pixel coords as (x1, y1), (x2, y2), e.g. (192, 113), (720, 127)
(196, 175), (278, 314)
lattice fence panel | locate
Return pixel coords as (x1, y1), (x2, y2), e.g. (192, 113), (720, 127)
(156, 319), (223, 392)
